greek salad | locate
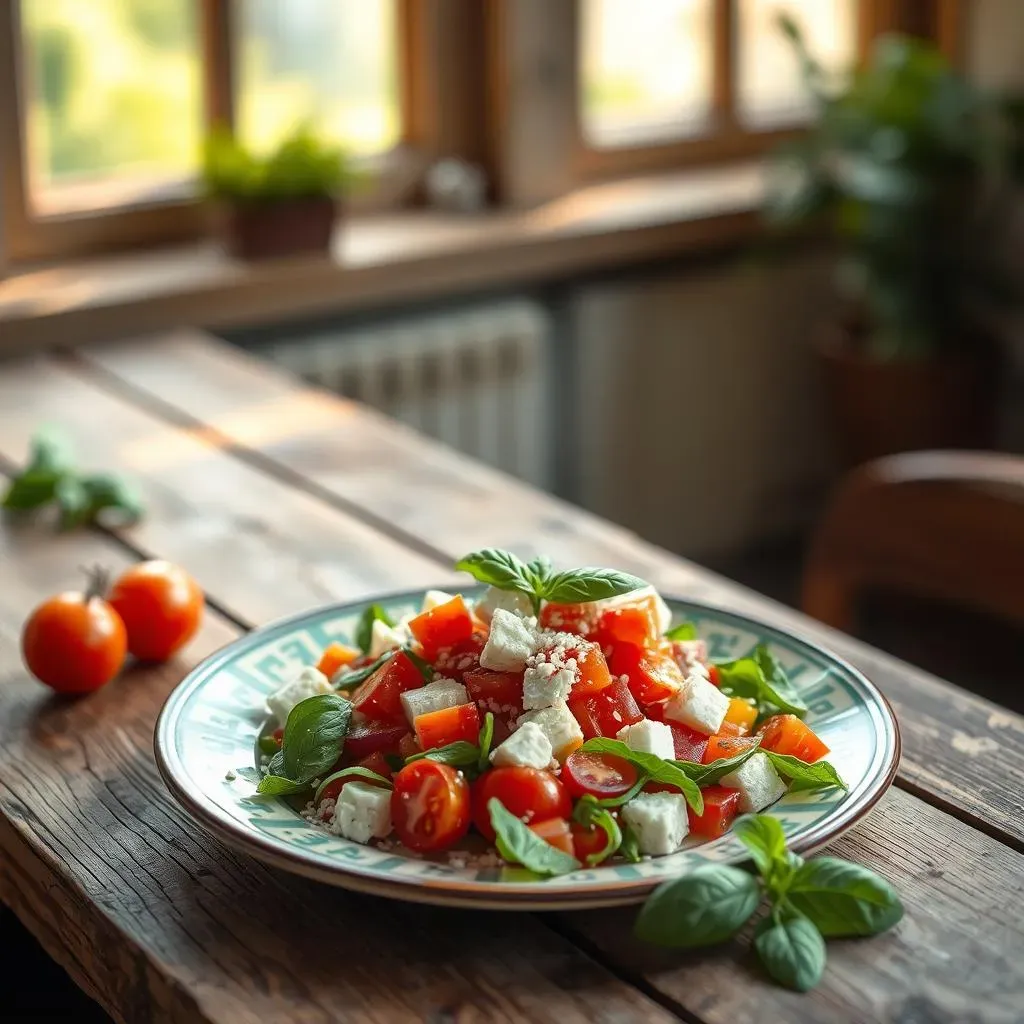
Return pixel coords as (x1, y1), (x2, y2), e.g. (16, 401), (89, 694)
(245, 549), (844, 875)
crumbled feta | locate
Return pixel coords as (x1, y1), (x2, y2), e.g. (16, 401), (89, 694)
(621, 791), (689, 855)
(670, 639), (710, 678)
(517, 701), (584, 762)
(720, 751), (787, 812)
(616, 718), (675, 761)
(489, 721), (553, 769)
(480, 608), (538, 672)
(422, 589), (455, 614)
(663, 670), (730, 735)
(400, 677), (468, 725)
(521, 661), (574, 711)
(265, 667), (333, 727)
(368, 617), (408, 659)
(330, 782), (392, 843)
(475, 586), (534, 625)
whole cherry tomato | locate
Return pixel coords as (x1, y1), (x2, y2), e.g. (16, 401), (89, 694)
(472, 766), (571, 842)
(391, 760), (472, 852)
(22, 569), (127, 693)
(108, 560), (203, 661)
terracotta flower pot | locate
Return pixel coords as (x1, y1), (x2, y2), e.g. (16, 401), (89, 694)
(221, 196), (337, 261)
(817, 321), (1001, 468)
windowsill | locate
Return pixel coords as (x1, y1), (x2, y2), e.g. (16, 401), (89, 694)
(0, 162), (766, 353)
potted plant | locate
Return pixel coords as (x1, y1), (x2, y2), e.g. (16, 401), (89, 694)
(202, 125), (354, 260)
(766, 18), (1022, 466)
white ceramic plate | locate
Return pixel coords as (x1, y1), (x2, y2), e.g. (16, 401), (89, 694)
(155, 590), (900, 910)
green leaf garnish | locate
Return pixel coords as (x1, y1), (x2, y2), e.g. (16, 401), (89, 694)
(256, 774), (309, 796)
(279, 693), (352, 784)
(733, 812), (789, 878)
(571, 795), (622, 865)
(579, 738), (703, 814)
(477, 712), (495, 772)
(402, 645), (434, 682)
(618, 821), (642, 863)
(763, 751), (847, 792)
(332, 651), (390, 690)
(754, 908), (826, 992)
(488, 798), (581, 876)
(664, 620), (699, 641)
(455, 549), (536, 598)
(785, 857), (904, 937)
(540, 567), (647, 605)
(405, 740), (481, 768)
(314, 766), (392, 804)
(354, 603), (394, 654)
(715, 644), (808, 718)
(673, 741), (762, 787)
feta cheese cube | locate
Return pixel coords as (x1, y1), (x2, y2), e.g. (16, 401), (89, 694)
(489, 721), (553, 769)
(521, 661), (574, 711)
(422, 589), (455, 613)
(671, 639), (710, 678)
(480, 608), (538, 672)
(720, 751), (787, 812)
(400, 677), (468, 726)
(265, 667), (333, 727)
(620, 792), (689, 855)
(616, 719), (675, 761)
(475, 586), (534, 625)
(368, 617), (408, 659)
(330, 782), (392, 844)
(517, 701), (584, 762)
(663, 670), (730, 735)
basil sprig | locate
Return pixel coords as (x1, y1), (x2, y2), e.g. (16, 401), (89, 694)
(477, 712), (495, 772)
(715, 644), (808, 720)
(618, 822), (642, 863)
(572, 795), (623, 865)
(455, 547), (647, 613)
(634, 813), (903, 992)
(579, 738), (703, 814)
(764, 751), (847, 792)
(354, 604), (395, 654)
(488, 798), (581, 876)
(673, 742), (762, 787)
(314, 766), (392, 804)
(664, 620), (698, 641)
(405, 740), (480, 769)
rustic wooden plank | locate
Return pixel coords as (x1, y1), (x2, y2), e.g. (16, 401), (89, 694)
(0, 523), (676, 1024)
(79, 334), (1024, 850)
(560, 788), (1024, 1024)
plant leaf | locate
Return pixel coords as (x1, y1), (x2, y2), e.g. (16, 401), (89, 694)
(26, 428), (74, 477)
(234, 766), (263, 784)
(618, 822), (642, 863)
(733, 813), (788, 878)
(786, 857), (904, 937)
(333, 651), (390, 690)
(664, 621), (698, 641)
(280, 693), (352, 784)
(715, 646), (807, 718)
(55, 476), (92, 530)
(764, 751), (847, 792)
(314, 766), (393, 803)
(673, 741), (762, 787)
(525, 554), (553, 590)
(79, 473), (144, 525)
(477, 712), (495, 772)
(406, 740), (481, 768)
(754, 908), (826, 992)
(488, 798), (581, 876)
(402, 645), (434, 682)
(257, 774), (309, 795)
(539, 567), (648, 604)
(635, 864), (761, 948)
(455, 548), (535, 597)
(354, 604), (394, 654)
(580, 738), (703, 813)
(2, 470), (64, 511)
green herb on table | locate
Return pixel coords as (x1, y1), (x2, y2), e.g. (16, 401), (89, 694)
(634, 812), (903, 992)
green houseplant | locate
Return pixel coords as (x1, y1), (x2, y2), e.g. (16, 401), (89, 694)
(767, 18), (1021, 465)
(202, 125), (354, 260)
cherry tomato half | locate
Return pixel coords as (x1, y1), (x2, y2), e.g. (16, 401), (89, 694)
(571, 818), (618, 862)
(472, 766), (571, 842)
(391, 760), (471, 852)
(561, 750), (639, 800)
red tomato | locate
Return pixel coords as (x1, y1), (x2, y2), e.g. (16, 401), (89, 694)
(391, 760), (471, 852)
(538, 602), (597, 637)
(108, 561), (203, 662)
(688, 784), (742, 839)
(704, 734), (759, 764)
(316, 642), (360, 679)
(317, 752), (393, 804)
(472, 767), (571, 842)
(571, 819), (616, 861)
(609, 644), (682, 705)
(398, 731), (421, 760)
(669, 721), (709, 763)
(463, 667), (524, 718)
(757, 714), (830, 763)
(357, 750), (394, 778)
(351, 651), (423, 724)
(414, 702), (481, 750)
(708, 665), (721, 687)
(21, 580), (127, 694)
(598, 604), (660, 649)
(407, 596), (474, 660)
(342, 720), (409, 761)
(568, 677), (643, 739)
(529, 817), (575, 857)
(573, 644), (613, 696)
(562, 749), (639, 800)
(433, 630), (488, 682)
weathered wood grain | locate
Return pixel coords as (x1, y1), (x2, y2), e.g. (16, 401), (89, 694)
(79, 334), (1024, 850)
(0, 521), (676, 1024)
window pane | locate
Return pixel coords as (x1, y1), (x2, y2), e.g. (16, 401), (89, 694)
(235, 0), (399, 158)
(20, 0), (201, 216)
(581, 0), (714, 149)
(737, 0), (856, 129)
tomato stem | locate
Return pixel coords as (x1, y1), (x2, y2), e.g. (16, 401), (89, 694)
(81, 564), (111, 603)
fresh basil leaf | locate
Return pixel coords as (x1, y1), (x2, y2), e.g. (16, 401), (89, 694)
(619, 822), (642, 863)
(257, 774), (309, 796)
(764, 751), (847, 792)
(79, 473), (144, 525)
(402, 645), (434, 682)
(580, 738), (703, 814)
(455, 548), (535, 597)
(55, 476), (92, 530)
(674, 741), (762, 787)
(333, 651), (390, 690)
(26, 428), (73, 476)
(715, 651), (807, 718)
(2, 469), (64, 510)
(635, 864), (761, 948)
(595, 775), (647, 809)
(354, 603), (394, 654)
(664, 620), (698, 641)
(525, 554), (553, 590)
(755, 645), (807, 715)
(280, 693), (352, 784)
(406, 740), (480, 768)
(539, 567), (647, 605)
(733, 813), (789, 878)
(477, 712), (495, 772)
(488, 798), (581, 876)
(786, 857), (904, 937)
(314, 766), (393, 803)
(234, 766), (263, 784)
(265, 749), (285, 777)
(586, 809), (622, 865)
(754, 908), (826, 992)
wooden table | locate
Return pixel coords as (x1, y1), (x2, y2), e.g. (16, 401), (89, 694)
(0, 331), (1021, 1024)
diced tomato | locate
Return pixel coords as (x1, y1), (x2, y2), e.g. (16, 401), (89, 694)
(609, 644), (683, 705)
(704, 734), (759, 764)
(391, 761), (471, 852)
(317, 751), (393, 805)
(757, 714), (830, 763)
(342, 720), (409, 761)
(528, 817), (575, 857)
(571, 818), (617, 861)
(316, 642), (360, 679)
(463, 667), (524, 718)
(357, 750), (394, 779)
(708, 664), (720, 687)
(351, 651), (424, 724)
(398, 731), (421, 760)
(599, 604), (660, 649)
(542, 589), (665, 647)
(539, 602), (597, 637)
(415, 703), (481, 750)
(724, 696), (757, 735)
(688, 784), (742, 839)
(573, 644), (613, 697)
(472, 767), (571, 841)
(717, 720), (743, 738)
(668, 721), (709, 763)
(568, 677), (643, 739)
(562, 749), (639, 799)
(407, 595), (474, 660)
(434, 630), (488, 682)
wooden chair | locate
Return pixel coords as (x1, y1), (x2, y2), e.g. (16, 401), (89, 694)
(802, 451), (1024, 632)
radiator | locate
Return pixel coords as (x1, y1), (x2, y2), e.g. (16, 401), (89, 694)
(264, 300), (553, 489)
